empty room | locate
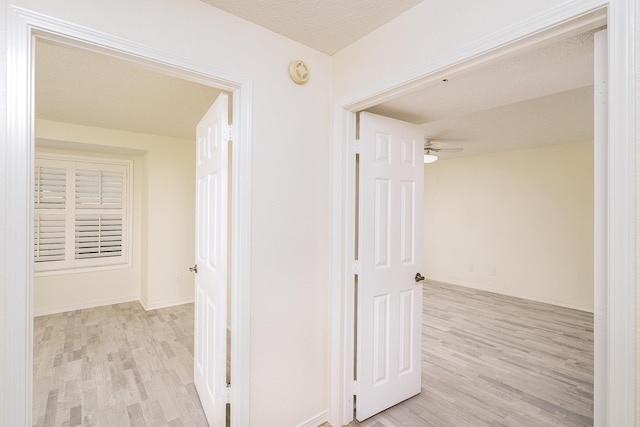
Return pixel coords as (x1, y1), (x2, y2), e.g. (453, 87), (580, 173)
(341, 27), (596, 426)
(1, 1), (636, 426)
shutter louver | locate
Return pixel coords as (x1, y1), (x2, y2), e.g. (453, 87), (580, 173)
(75, 169), (124, 209)
(75, 214), (123, 259)
(34, 214), (66, 263)
(35, 166), (66, 208)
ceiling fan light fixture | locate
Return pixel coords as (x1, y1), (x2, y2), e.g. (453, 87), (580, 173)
(424, 153), (438, 163)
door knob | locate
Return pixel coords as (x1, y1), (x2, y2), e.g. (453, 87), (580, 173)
(415, 273), (425, 282)
(189, 264), (198, 274)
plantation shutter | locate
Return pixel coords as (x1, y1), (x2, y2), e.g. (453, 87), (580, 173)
(34, 154), (130, 273)
(34, 214), (66, 263)
(75, 168), (125, 262)
(75, 170), (124, 209)
(34, 164), (67, 265)
(35, 166), (67, 208)
(75, 215), (124, 259)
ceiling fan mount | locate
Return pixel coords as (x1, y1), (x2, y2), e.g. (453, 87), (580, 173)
(424, 139), (464, 154)
(423, 139), (463, 163)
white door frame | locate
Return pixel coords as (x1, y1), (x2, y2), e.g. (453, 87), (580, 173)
(4, 6), (252, 426)
(329, 0), (636, 425)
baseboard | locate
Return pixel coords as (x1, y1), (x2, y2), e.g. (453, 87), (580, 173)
(34, 295), (139, 317)
(139, 296), (194, 311)
(295, 410), (328, 427)
(426, 276), (594, 313)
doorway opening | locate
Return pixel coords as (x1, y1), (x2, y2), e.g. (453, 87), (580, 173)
(5, 7), (252, 425)
(32, 37), (235, 426)
(331, 4), (632, 426)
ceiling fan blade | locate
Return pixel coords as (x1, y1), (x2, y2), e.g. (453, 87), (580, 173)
(436, 147), (464, 153)
(424, 147), (464, 153)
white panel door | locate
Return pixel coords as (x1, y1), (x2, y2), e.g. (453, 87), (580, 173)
(356, 112), (424, 421)
(194, 93), (229, 426)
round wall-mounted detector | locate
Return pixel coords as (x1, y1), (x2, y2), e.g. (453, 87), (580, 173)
(289, 60), (310, 85)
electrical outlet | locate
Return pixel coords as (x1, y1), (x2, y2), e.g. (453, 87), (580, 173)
(468, 265), (474, 273)
(490, 266), (497, 276)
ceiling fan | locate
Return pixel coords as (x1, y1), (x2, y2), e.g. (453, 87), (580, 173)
(423, 139), (463, 163)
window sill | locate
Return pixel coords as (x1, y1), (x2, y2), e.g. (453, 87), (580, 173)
(34, 261), (132, 278)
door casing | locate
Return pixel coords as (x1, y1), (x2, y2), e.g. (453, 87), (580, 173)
(4, 7), (253, 426)
(329, 1), (636, 426)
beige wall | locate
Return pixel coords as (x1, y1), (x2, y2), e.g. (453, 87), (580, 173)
(34, 120), (196, 314)
(0, 0), (333, 423)
(424, 141), (594, 311)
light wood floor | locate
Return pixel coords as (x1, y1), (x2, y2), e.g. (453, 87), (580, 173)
(33, 302), (208, 426)
(341, 280), (594, 427)
(34, 281), (593, 427)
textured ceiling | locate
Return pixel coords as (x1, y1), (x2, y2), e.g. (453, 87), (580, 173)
(35, 7), (597, 157)
(199, 0), (423, 55)
(35, 40), (225, 140)
(367, 29), (596, 158)
(421, 86), (593, 159)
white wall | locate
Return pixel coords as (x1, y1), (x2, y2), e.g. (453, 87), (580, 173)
(424, 141), (594, 311)
(636, 1), (640, 422)
(0, 0), (333, 425)
(34, 119), (197, 313)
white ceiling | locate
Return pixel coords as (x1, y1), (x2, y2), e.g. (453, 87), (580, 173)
(35, 40), (226, 140)
(367, 29), (597, 159)
(198, 0), (423, 55)
(35, 2), (597, 157)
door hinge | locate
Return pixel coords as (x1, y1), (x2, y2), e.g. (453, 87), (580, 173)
(354, 139), (361, 154)
(223, 124), (233, 142)
(353, 260), (360, 275)
(225, 384), (232, 404)
(353, 380), (359, 396)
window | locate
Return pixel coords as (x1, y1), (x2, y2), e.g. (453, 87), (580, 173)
(34, 154), (132, 274)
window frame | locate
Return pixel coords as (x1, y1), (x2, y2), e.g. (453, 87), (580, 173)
(34, 152), (133, 276)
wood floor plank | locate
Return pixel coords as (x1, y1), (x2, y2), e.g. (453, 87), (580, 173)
(33, 302), (208, 426)
(35, 280), (593, 426)
(336, 280), (594, 427)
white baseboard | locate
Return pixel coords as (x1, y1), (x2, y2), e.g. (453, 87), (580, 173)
(34, 295), (195, 316)
(296, 410), (328, 427)
(139, 296), (194, 311)
(427, 276), (594, 313)
(33, 295), (139, 317)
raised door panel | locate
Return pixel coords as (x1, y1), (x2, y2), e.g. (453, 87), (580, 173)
(356, 112), (424, 421)
(193, 94), (228, 426)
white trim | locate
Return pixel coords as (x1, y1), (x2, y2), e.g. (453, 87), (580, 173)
(329, 1), (636, 426)
(138, 297), (195, 312)
(34, 263), (132, 278)
(606, 0), (636, 424)
(295, 410), (328, 427)
(593, 28), (608, 427)
(139, 296), (194, 311)
(33, 296), (139, 317)
(4, 7), (253, 427)
(230, 75), (253, 427)
(330, 106), (358, 425)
